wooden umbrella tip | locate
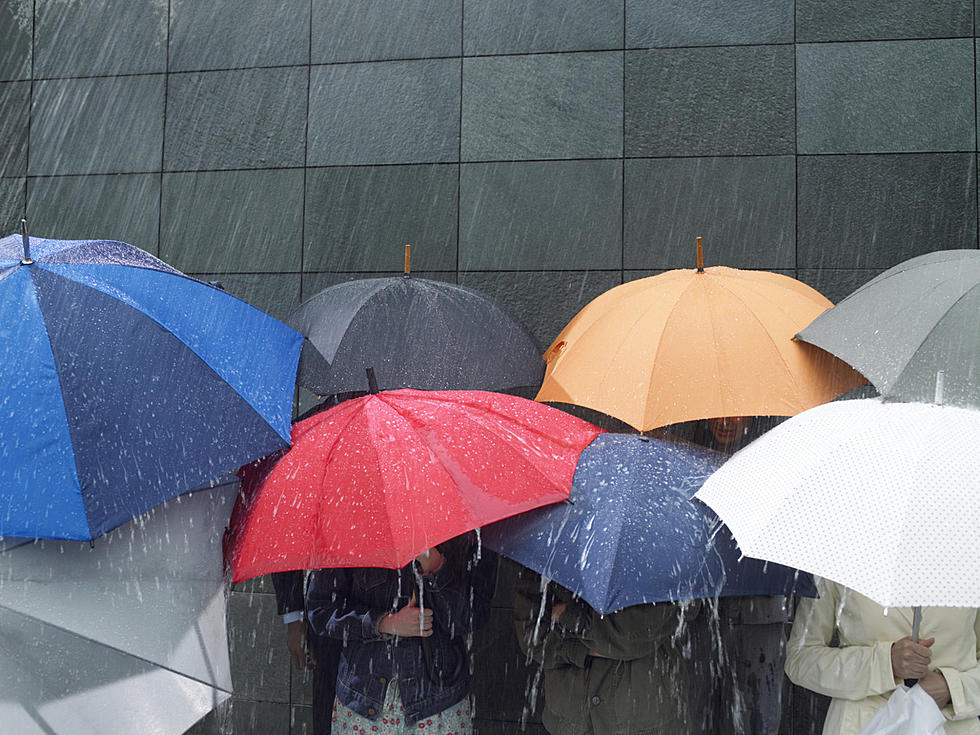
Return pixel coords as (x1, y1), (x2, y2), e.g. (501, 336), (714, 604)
(696, 236), (704, 273)
(404, 244), (411, 275)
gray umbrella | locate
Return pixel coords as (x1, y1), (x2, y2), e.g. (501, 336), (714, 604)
(289, 273), (544, 396)
(796, 249), (979, 409)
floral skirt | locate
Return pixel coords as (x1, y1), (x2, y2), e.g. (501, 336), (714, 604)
(332, 680), (472, 735)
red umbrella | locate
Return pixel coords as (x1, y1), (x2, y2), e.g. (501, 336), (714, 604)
(224, 389), (603, 582)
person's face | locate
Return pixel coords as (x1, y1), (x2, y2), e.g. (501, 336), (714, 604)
(707, 416), (753, 446)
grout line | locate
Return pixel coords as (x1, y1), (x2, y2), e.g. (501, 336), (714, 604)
(974, 0), (979, 248)
(793, 2), (799, 280)
(22, 0), (37, 218)
(300, 0), (313, 302)
(456, 0), (464, 284)
(620, 0), (626, 285)
(157, 0), (172, 259)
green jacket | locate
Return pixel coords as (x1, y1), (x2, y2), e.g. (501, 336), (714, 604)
(513, 568), (688, 735)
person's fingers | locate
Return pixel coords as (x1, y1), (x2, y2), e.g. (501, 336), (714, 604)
(920, 637), (935, 649)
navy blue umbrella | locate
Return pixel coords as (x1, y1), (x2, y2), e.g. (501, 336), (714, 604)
(0, 230), (302, 541)
(482, 432), (813, 614)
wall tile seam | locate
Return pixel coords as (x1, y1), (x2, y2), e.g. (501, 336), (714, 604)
(26, 64), (309, 83)
(12, 38), (980, 85)
(19, 35), (976, 85)
(204, 268), (836, 277)
(23, 153), (977, 179)
(797, 34), (978, 46)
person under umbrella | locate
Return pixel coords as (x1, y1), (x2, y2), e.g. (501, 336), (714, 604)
(305, 532), (497, 734)
(668, 415), (792, 735)
(513, 567), (690, 735)
(785, 580), (979, 734)
(694, 396), (980, 734)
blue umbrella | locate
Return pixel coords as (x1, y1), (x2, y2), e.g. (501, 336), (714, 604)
(0, 229), (302, 540)
(482, 432), (813, 614)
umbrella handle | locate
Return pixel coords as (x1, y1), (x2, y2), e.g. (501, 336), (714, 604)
(20, 218), (33, 264)
(904, 606), (923, 688)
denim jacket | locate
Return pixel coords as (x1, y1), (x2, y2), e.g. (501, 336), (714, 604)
(306, 550), (497, 722)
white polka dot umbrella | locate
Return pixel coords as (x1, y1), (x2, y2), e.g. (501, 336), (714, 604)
(694, 398), (980, 609)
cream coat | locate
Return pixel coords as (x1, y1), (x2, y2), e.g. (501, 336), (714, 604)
(785, 579), (980, 735)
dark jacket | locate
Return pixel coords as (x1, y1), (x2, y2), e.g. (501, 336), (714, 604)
(514, 568), (688, 735)
(306, 548), (497, 722)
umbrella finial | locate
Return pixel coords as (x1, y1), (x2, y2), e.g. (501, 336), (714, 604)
(404, 244), (411, 276)
(934, 370), (945, 405)
(20, 218), (33, 264)
(366, 367), (379, 394)
(696, 236), (704, 274)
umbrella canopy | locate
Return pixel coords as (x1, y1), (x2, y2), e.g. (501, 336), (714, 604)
(0, 480), (236, 735)
(0, 231), (302, 540)
(288, 272), (544, 396)
(535, 248), (865, 431)
(796, 249), (980, 410)
(694, 398), (980, 608)
(482, 433), (813, 615)
(224, 388), (603, 582)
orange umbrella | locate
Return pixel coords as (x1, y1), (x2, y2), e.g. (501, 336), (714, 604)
(535, 239), (866, 431)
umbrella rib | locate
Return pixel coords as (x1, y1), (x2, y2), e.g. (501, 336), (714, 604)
(640, 274), (724, 423)
(384, 393), (573, 523)
(0, 605), (234, 695)
(45, 261), (293, 432)
(884, 280), (979, 395)
(26, 266), (92, 537)
(635, 282), (691, 426)
(712, 275), (807, 402)
(310, 403), (376, 568)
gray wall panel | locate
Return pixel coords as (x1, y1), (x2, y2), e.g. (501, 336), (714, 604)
(460, 159), (622, 270)
(462, 52), (622, 161)
(165, 68), (308, 171)
(464, 0), (622, 55)
(797, 40), (975, 154)
(798, 268), (888, 305)
(625, 156), (795, 269)
(313, 0), (461, 63)
(29, 75), (165, 176)
(304, 164), (459, 272)
(626, 45), (795, 157)
(34, 0), (167, 78)
(308, 59), (460, 165)
(798, 153), (977, 269)
(170, 0), (311, 71)
(26, 173), (161, 253)
(627, 0), (793, 48)
(0, 81), (29, 177)
(161, 169), (305, 272)
(0, 177), (25, 234)
(0, 1), (31, 82)
(797, 0), (973, 42)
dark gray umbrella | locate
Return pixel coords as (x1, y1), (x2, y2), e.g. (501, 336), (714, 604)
(289, 274), (544, 395)
(796, 249), (979, 409)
